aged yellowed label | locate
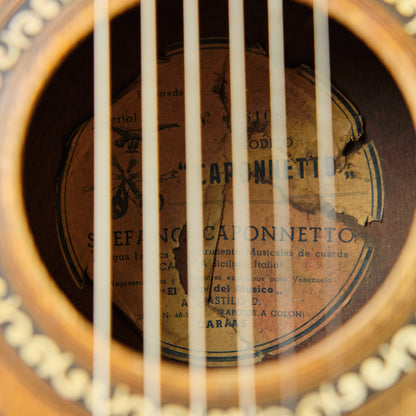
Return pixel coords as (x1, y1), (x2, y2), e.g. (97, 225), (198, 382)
(57, 41), (383, 366)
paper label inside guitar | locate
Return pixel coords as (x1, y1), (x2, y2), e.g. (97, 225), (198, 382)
(57, 41), (384, 366)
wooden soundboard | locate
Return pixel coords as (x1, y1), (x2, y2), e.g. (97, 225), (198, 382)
(0, 0), (416, 414)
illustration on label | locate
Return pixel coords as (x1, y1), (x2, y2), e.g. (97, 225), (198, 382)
(57, 40), (384, 366)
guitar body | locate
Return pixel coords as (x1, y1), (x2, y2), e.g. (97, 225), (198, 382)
(0, 0), (416, 414)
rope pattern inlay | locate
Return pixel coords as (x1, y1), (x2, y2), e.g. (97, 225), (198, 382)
(382, 0), (416, 34)
(0, 274), (415, 415)
(0, 0), (71, 90)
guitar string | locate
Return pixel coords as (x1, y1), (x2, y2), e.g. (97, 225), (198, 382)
(313, 0), (343, 376)
(91, 1), (336, 413)
(141, 0), (162, 414)
(268, 0), (297, 403)
(183, 0), (208, 414)
(92, 0), (112, 414)
(228, 0), (257, 414)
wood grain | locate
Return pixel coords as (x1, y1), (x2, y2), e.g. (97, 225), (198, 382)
(0, 0), (416, 414)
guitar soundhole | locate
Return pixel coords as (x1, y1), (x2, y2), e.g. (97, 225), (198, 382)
(21, 0), (416, 366)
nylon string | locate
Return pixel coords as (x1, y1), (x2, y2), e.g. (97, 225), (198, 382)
(228, 0), (257, 413)
(183, 0), (207, 414)
(268, 0), (297, 403)
(141, 0), (162, 413)
(93, 0), (112, 414)
(313, 0), (342, 375)
(91, 2), (336, 415)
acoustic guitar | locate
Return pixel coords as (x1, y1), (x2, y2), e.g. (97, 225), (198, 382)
(0, 0), (416, 414)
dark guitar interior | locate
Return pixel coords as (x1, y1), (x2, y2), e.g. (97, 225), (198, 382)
(22, 0), (416, 361)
